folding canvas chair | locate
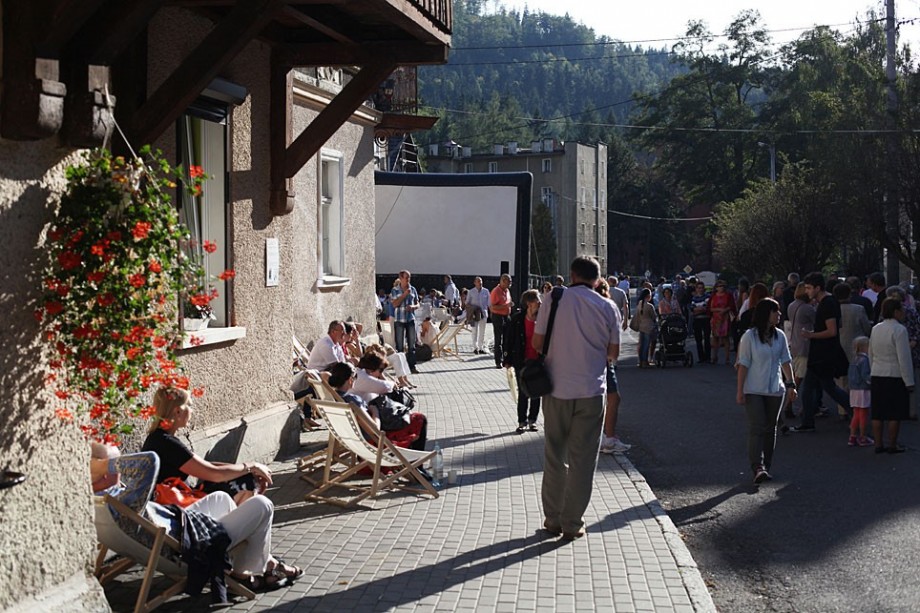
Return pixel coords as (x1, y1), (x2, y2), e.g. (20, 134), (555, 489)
(304, 400), (438, 507)
(94, 452), (254, 613)
(296, 375), (353, 482)
(432, 323), (466, 360)
(379, 320), (396, 348)
(292, 334), (310, 371)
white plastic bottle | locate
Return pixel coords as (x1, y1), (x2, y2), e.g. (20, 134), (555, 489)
(432, 442), (444, 483)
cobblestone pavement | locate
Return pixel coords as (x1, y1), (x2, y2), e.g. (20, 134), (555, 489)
(106, 329), (715, 612)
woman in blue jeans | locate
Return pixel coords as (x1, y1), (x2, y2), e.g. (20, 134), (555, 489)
(633, 288), (658, 367)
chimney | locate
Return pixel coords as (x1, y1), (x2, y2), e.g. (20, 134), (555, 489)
(429, 144), (439, 156)
(531, 140), (542, 153)
(543, 138), (554, 152)
(493, 144), (504, 156)
(507, 141), (518, 154)
(462, 146), (472, 158)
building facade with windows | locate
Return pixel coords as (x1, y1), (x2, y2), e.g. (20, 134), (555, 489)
(425, 139), (607, 278)
(0, 2), (449, 609)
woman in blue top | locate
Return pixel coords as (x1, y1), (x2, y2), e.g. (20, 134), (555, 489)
(736, 299), (797, 484)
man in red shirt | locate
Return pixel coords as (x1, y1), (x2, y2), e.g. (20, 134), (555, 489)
(490, 274), (513, 368)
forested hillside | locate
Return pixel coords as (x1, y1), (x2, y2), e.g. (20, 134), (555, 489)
(418, 0), (685, 150)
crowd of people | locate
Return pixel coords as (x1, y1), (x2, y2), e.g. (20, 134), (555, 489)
(628, 269), (918, 484)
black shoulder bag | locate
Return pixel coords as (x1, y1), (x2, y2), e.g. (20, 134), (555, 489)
(519, 286), (564, 398)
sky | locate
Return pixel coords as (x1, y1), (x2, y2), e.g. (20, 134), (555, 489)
(488, 0), (920, 49)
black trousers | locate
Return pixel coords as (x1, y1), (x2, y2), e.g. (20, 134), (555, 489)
(693, 317), (711, 361)
(492, 314), (509, 366)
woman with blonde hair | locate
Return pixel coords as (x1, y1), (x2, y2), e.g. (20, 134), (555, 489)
(141, 386), (302, 591)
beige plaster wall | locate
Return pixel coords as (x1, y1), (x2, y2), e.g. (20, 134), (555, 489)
(0, 140), (108, 610)
(146, 9), (378, 443)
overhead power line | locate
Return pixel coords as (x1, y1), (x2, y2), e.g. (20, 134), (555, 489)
(451, 21), (873, 51)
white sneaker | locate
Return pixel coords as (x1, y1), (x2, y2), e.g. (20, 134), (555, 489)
(600, 435), (631, 454)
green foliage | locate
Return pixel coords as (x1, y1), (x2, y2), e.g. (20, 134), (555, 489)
(530, 199), (556, 276)
(713, 163), (856, 278)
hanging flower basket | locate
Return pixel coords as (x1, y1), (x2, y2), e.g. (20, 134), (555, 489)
(36, 146), (231, 444)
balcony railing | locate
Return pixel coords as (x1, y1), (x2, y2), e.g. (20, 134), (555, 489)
(410, 0), (452, 33)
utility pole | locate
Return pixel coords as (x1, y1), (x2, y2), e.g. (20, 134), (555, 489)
(885, 0), (901, 284)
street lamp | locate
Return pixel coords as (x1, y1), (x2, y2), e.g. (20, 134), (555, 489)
(757, 141), (776, 183)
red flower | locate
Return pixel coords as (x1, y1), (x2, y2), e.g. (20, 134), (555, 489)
(97, 293), (115, 308)
(151, 336), (167, 348)
(90, 242), (106, 256)
(129, 273), (146, 288)
(54, 390), (69, 400)
(48, 228), (65, 242)
(89, 403), (109, 419)
(148, 260), (162, 273)
(66, 230), (84, 247)
(87, 271), (106, 284)
(218, 269), (236, 281)
(55, 407), (74, 422)
(192, 387), (205, 398)
(103, 433), (119, 445)
(33, 309), (43, 322)
(57, 251), (82, 270)
(45, 301), (64, 316)
(189, 293), (213, 307)
(139, 405), (156, 419)
(189, 165), (204, 179)
(55, 284), (69, 297)
(106, 231), (122, 242)
(125, 347), (143, 360)
(189, 335), (204, 347)
(132, 221), (152, 240)
(203, 240), (217, 253)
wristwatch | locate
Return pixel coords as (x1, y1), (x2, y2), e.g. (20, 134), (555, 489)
(784, 381), (796, 390)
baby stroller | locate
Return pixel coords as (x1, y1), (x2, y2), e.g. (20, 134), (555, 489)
(655, 313), (693, 368)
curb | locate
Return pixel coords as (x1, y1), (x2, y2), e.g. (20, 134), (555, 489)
(615, 453), (718, 613)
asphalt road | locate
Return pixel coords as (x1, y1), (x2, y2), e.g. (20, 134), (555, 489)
(616, 335), (920, 613)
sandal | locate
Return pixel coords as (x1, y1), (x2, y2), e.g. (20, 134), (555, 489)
(235, 573), (288, 593)
(515, 425), (526, 434)
(268, 558), (304, 582)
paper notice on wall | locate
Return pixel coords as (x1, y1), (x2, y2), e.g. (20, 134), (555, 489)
(265, 238), (279, 287)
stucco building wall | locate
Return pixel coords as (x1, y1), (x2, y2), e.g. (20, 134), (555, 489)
(0, 141), (109, 610)
(145, 9), (377, 446)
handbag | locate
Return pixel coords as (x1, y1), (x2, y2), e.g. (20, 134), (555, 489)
(370, 395), (412, 431)
(628, 310), (640, 332)
(519, 286), (564, 398)
(387, 387), (416, 409)
(153, 477), (207, 508)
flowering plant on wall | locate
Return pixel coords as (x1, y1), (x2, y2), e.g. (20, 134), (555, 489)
(36, 146), (231, 443)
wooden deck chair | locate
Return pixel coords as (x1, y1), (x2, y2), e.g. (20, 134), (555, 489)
(304, 400), (438, 508)
(292, 334), (310, 371)
(432, 323), (466, 359)
(379, 320), (396, 348)
(296, 374), (352, 481)
(94, 452), (254, 612)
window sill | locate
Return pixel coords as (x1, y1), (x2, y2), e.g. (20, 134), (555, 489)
(182, 326), (247, 349)
(317, 276), (351, 289)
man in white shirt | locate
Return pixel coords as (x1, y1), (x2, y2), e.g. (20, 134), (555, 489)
(443, 275), (459, 307)
(307, 320), (348, 370)
(533, 256), (620, 540)
(466, 276), (491, 354)
(607, 276), (630, 331)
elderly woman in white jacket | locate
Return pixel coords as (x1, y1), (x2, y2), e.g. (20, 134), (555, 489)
(870, 297), (915, 453)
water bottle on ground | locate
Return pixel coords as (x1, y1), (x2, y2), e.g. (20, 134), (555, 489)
(431, 442), (444, 488)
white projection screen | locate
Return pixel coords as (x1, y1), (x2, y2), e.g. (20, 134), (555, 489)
(374, 172), (532, 283)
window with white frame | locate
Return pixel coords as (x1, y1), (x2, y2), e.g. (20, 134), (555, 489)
(464, 162), (473, 173)
(542, 158), (552, 172)
(541, 186), (553, 205)
(178, 103), (230, 327)
(319, 149), (345, 279)
(581, 223), (586, 245)
(488, 161), (498, 173)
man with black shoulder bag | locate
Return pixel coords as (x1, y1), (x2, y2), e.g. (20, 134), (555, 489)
(532, 256), (621, 540)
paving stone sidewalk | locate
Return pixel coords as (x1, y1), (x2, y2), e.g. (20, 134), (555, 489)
(107, 329), (715, 612)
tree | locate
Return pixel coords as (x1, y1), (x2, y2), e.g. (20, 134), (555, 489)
(713, 163), (855, 278)
(530, 199), (557, 276)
